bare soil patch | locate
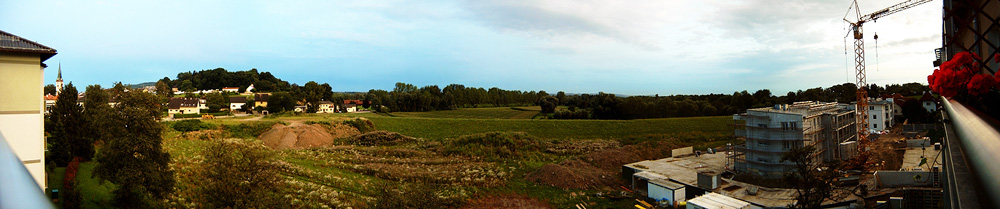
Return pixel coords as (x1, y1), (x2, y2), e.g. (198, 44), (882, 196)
(526, 140), (683, 190)
(260, 123), (333, 149)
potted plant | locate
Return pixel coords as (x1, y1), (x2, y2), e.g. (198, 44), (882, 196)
(927, 51), (1000, 119)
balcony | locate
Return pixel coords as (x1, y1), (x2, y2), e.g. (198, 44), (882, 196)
(0, 132), (53, 208)
(941, 97), (1000, 208)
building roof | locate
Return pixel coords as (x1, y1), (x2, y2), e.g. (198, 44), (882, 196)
(344, 99), (362, 104)
(44, 94), (57, 101)
(254, 93), (269, 102)
(0, 30), (57, 61)
(222, 87), (239, 90)
(318, 100), (335, 105)
(919, 92), (937, 102)
(649, 179), (684, 190)
(687, 193), (751, 209)
(229, 96), (247, 104)
(168, 97), (200, 109)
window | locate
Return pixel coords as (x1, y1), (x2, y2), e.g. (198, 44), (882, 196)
(758, 157), (768, 163)
(783, 141), (792, 149)
(874, 124), (878, 129)
(870, 106), (874, 110)
(872, 115), (876, 119)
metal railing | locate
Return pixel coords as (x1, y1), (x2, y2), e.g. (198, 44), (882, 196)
(0, 132), (54, 209)
(941, 97), (1000, 208)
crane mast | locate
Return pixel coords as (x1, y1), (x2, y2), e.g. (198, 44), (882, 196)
(843, 0), (931, 156)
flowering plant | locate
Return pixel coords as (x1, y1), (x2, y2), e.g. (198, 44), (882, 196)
(927, 51), (1000, 98)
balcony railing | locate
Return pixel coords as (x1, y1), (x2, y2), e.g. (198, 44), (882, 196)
(0, 132), (53, 209)
(941, 97), (1000, 208)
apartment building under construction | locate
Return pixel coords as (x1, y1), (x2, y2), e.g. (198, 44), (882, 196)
(729, 101), (858, 177)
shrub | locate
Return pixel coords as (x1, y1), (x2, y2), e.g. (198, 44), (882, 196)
(172, 113), (201, 119)
(62, 157), (82, 209)
(342, 118), (376, 133)
(171, 119), (215, 132)
(348, 131), (415, 146)
(224, 121), (279, 138)
(196, 139), (282, 208)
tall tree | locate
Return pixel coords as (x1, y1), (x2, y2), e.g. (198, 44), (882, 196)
(44, 84), (57, 95)
(94, 91), (175, 208)
(83, 85), (112, 149)
(197, 139), (281, 208)
(782, 145), (838, 209)
(50, 83), (93, 162)
(155, 80), (173, 99)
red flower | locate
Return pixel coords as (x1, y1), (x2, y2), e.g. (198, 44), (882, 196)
(968, 74), (996, 96)
(995, 53), (999, 64)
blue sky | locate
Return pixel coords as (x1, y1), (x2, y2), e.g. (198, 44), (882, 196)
(1, 0), (941, 95)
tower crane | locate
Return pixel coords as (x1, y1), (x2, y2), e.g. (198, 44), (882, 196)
(843, 0), (931, 157)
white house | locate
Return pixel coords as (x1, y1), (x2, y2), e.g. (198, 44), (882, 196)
(343, 100), (362, 112)
(867, 98), (894, 132)
(229, 96), (247, 112)
(920, 92), (938, 113)
(221, 87), (240, 93)
(318, 101), (336, 113)
(168, 97), (205, 115)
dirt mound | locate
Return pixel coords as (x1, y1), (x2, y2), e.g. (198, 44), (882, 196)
(346, 131), (414, 146)
(526, 140), (683, 189)
(525, 159), (620, 190)
(259, 123), (336, 149)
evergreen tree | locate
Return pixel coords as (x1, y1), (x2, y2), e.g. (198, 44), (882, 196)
(48, 83), (93, 163)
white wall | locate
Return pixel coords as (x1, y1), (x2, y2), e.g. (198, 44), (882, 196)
(0, 114), (45, 189)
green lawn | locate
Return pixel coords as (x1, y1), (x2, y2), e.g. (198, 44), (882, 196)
(389, 107), (540, 119)
(366, 114), (733, 140)
(76, 162), (115, 209)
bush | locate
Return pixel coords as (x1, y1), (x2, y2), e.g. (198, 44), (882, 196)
(224, 121), (279, 138)
(342, 118), (376, 133)
(551, 109), (590, 119)
(62, 157), (82, 209)
(196, 139), (282, 208)
(348, 131), (415, 146)
(171, 119), (215, 132)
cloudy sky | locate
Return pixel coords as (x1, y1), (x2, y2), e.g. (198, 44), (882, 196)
(1, 0), (941, 95)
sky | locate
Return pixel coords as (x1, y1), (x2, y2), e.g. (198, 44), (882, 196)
(1, 0), (942, 95)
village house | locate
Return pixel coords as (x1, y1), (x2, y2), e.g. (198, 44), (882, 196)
(294, 105), (307, 113)
(318, 101), (336, 113)
(0, 30), (57, 188)
(254, 93), (270, 109)
(868, 98), (895, 132)
(343, 99), (362, 112)
(919, 92), (938, 112)
(221, 87), (240, 93)
(229, 96), (247, 112)
(168, 97), (206, 115)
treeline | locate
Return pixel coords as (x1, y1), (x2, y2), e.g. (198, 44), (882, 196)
(551, 83), (929, 119)
(161, 68), (293, 93)
(359, 83), (552, 112)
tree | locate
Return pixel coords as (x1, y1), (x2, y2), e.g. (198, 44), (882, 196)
(155, 80), (172, 99)
(94, 91), (175, 208)
(538, 96), (558, 113)
(196, 139), (281, 208)
(781, 145), (838, 209)
(180, 80), (195, 93)
(205, 92), (228, 113)
(83, 85), (112, 151)
(44, 84), (57, 95)
(902, 100), (931, 123)
(265, 92), (295, 113)
(49, 83), (93, 163)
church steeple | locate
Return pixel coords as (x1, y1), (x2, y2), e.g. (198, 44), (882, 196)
(56, 62), (64, 94)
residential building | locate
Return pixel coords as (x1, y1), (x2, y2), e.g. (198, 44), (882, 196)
(221, 87), (239, 93)
(293, 105), (307, 113)
(730, 101), (857, 177)
(343, 99), (362, 112)
(920, 92), (938, 113)
(244, 84), (255, 95)
(168, 97), (203, 115)
(868, 98), (895, 132)
(229, 96), (247, 112)
(254, 93), (270, 108)
(43, 94), (56, 114)
(0, 30), (57, 189)
(318, 101), (336, 113)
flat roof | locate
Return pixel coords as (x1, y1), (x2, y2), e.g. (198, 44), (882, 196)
(688, 193), (750, 209)
(649, 179), (684, 190)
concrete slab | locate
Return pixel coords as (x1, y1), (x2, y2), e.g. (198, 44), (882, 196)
(901, 147), (942, 171)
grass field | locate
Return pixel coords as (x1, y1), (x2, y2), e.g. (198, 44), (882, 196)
(388, 107), (540, 119)
(365, 114), (733, 140)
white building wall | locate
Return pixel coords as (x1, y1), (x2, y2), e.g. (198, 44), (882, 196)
(0, 114), (45, 190)
(867, 102), (894, 131)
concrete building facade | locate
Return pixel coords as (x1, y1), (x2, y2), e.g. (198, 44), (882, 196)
(0, 30), (57, 189)
(867, 98), (895, 132)
(731, 101), (857, 177)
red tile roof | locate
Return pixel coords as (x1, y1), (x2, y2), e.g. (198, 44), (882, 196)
(343, 100), (362, 104)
